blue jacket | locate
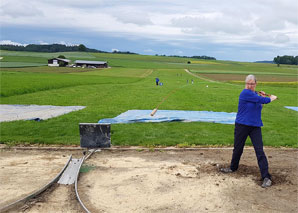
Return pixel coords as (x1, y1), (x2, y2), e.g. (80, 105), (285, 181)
(235, 89), (271, 127)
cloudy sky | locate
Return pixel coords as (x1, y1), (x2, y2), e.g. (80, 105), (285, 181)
(0, 0), (297, 61)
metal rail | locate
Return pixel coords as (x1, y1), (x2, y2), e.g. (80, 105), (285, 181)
(0, 155), (72, 213)
(75, 149), (99, 213)
(1, 149), (99, 213)
(74, 155), (90, 213)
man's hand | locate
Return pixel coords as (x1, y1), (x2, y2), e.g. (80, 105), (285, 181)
(259, 91), (266, 97)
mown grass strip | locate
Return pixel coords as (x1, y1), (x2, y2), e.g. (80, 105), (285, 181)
(0, 71), (142, 97)
(0, 62), (46, 68)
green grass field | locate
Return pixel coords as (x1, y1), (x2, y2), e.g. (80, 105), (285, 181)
(0, 50), (297, 147)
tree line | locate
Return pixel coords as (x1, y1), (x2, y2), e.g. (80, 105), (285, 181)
(1, 43), (216, 59)
(273, 55), (298, 66)
(156, 54), (216, 60)
(0, 44), (141, 55)
(0, 44), (106, 53)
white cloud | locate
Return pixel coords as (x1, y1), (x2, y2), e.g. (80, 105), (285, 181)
(255, 16), (286, 31)
(112, 48), (119, 52)
(0, 1), (43, 18)
(274, 34), (290, 43)
(173, 50), (184, 55)
(144, 49), (155, 53)
(42, 0), (105, 8)
(0, 40), (27, 46)
(38, 41), (49, 45)
(249, 31), (292, 47)
(171, 14), (252, 35)
(111, 6), (153, 26)
(57, 41), (78, 46)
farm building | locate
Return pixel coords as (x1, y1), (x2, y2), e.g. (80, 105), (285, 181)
(74, 60), (108, 68)
(48, 58), (71, 67)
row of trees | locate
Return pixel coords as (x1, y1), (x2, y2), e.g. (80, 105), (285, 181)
(156, 54), (216, 60)
(191, 55), (216, 60)
(273, 55), (298, 66)
(1, 43), (216, 60)
(0, 44), (140, 55)
(112, 50), (138, 54)
(0, 44), (106, 53)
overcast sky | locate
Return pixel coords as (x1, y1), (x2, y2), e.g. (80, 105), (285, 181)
(0, 0), (297, 61)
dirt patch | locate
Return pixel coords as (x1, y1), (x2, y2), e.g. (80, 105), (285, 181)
(0, 149), (71, 207)
(199, 73), (296, 82)
(0, 147), (297, 213)
(21, 184), (82, 213)
(78, 149), (298, 213)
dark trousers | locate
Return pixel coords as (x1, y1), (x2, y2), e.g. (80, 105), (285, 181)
(230, 123), (271, 180)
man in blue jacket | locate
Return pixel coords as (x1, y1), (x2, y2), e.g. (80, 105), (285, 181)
(221, 74), (277, 188)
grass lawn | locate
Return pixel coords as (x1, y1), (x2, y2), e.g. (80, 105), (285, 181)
(0, 51), (297, 147)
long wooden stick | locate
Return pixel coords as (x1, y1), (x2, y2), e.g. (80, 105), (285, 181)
(150, 87), (182, 116)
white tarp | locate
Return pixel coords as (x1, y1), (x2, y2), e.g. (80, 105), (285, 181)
(0, 104), (86, 122)
(285, 106), (298, 112)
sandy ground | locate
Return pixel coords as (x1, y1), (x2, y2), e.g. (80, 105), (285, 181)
(0, 149), (70, 207)
(0, 147), (297, 213)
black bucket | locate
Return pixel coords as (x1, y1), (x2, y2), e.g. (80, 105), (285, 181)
(79, 123), (111, 148)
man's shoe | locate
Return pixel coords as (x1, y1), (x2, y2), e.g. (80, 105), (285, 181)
(261, 177), (272, 188)
(220, 167), (233, 173)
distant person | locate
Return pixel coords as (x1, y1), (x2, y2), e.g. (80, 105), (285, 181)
(220, 74), (277, 188)
(155, 78), (159, 86)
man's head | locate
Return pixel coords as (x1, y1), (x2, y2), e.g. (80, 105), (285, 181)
(245, 74), (257, 91)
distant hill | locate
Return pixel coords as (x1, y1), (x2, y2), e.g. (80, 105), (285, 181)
(254, 60), (274, 64)
(0, 43), (140, 55)
(0, 44), (107, 53)
(0, 43), (216, 59)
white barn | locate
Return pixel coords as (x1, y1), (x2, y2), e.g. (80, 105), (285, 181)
(48, 58), (71, 67)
